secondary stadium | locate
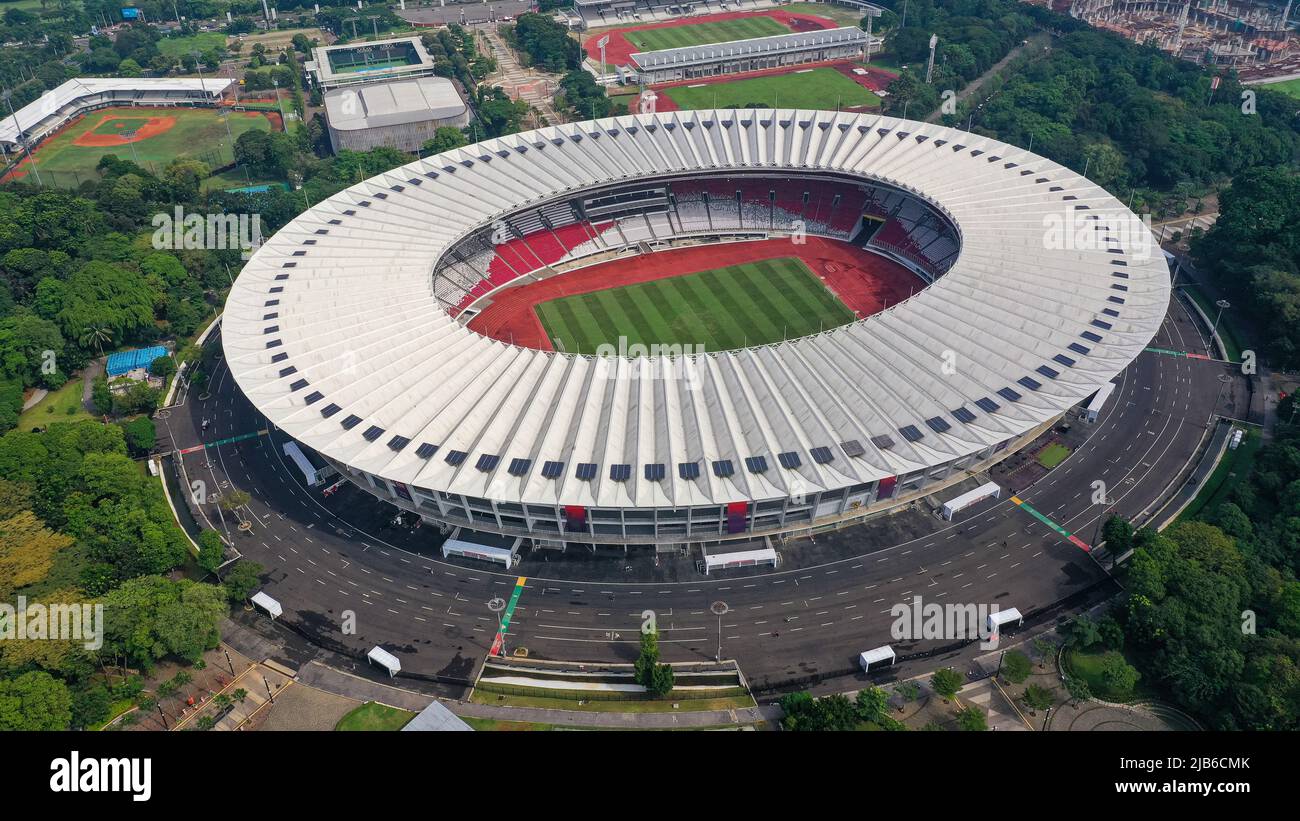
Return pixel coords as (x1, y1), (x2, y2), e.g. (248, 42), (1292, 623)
(222, 110), (1169, 551)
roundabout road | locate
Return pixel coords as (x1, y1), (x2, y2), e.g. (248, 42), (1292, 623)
(157, 292), (1241, 691)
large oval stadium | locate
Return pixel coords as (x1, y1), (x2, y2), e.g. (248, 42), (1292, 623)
(221, 110), (1169, 550)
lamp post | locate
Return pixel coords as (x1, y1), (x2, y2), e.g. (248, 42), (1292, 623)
(710, 600), (729, 663)
(488, 596), (506, 655)
(1212, 299), (1231, 337)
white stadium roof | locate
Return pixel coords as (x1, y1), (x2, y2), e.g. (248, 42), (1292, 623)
(222, 110), (1168, 510)
(323, 77), (466, 132)
(0, 77), (232, 146)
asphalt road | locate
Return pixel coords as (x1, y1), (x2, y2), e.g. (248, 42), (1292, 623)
(156, 291), (1240, 693)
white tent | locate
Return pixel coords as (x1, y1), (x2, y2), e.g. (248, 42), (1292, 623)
(702, 546), (778, 574)
(859, 645), (896, 672)
(987, 607), (1024, 636)
(941, 482), (1001, 521)
(250, 591), (282, 619)
(367, 646), (402, 677)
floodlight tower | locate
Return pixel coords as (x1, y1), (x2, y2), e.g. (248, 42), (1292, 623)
(925, 33), (938, 83)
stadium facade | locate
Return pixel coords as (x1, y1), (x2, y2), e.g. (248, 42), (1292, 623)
(573, 0), (785, 27)
(629, 26), (869, 83)
(0, 77), (233, 155)
(222, 111), (1169, 550)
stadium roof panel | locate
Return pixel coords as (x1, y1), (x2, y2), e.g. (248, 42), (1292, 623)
(222, 110), (1168, 510)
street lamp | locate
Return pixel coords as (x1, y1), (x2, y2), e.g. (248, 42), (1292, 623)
(710, 600), (729, 663)
(1211, 299), (1231, 338)
(487, 596), (506, 655)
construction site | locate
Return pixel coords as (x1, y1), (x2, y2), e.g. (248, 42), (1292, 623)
(1053, 0), (1295, 69)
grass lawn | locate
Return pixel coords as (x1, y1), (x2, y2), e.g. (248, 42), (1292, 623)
(157, 32), (229, 58)
(1261, 77), (1300, 100)
(461, 716), (556, 731)
(535, 256), (854, 354)
(1037, 442), (1071, 469)
(333, 702), (415, 731)
(1065, 646), (1152, 702)
(90, 700), (137, 731)
(624, 16), (789, 52)
(17, 377), (91, 430)
(1181, 284), (1244, 363)
(17, 107), (275, 181)
(472, 686), (756, 714)
(664, 67), (881, 111)
(1180, 427), (1261, 521)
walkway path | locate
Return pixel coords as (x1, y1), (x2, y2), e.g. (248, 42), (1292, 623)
(926, 32), (1051, 123)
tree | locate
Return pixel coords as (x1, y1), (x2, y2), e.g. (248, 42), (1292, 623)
(1022, 684), (1055, 713)
(1001, 650), (1032, 684)
(955, 705), (987, 731)
(91, 375), (112, 416)
(222, 560), (264, 603)
(1032, 638), (1056, 668)
(197, 529), (225, 577)
(634, 627), (673, 696)
(102, 576), (228, 670)
(0, 510), (73, 598)
(422, 126), (469, 155)
(79, 323), (112, 359)
(1062, 615), (1101, 648)
(855, 686), (889, 724)
(1064, 676), (1092, 706)
(0, 670), (72, 730)
(220, 489), (251, 512)
(931, 667), (965, 701)
(1100, 653), (1140, 699)
(118, 416), (155, 457)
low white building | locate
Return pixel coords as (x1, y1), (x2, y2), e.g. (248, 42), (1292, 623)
(323, 77), (470, 154)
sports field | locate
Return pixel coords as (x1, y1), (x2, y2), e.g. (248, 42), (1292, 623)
(1262, 77), (1300, 100)
(664, 67), (882, 111)
(8, 106), (276, 183)
(624, 16), (789, 52)
(535, 257), (855, 354)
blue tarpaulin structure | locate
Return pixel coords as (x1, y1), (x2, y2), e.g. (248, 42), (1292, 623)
(106, 346), (168, 377)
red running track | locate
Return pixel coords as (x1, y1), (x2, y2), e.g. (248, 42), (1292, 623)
(584, 9), (838, 67)
(465, 236), (922, 351)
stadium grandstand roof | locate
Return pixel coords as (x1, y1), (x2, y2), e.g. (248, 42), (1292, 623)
(631, 26), (868, 70)
(221, 110), (1169, 510)
(323, 77), (466, 132)
(0, 77), (232, 147)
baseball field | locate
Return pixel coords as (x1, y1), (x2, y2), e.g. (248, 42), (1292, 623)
(534, 256), (855, 354)
(6, 106), (277, 183)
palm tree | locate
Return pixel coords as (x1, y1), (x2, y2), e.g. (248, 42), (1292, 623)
(80, 324), (113, 359)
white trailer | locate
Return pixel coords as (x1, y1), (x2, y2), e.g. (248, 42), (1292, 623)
(859, 645), (896, 672)
(1084, 381), (1116, 423)
(941, 482), (1001, 521)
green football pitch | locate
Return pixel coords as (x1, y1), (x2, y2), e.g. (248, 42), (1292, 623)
(665, 67), (882, 111)
(624, 16), (790, 52)
(535, 257), (855, 355)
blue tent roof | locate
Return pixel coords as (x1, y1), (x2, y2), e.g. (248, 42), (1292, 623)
(106, 346), (168, 377)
